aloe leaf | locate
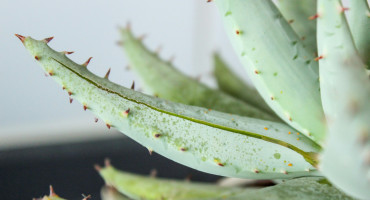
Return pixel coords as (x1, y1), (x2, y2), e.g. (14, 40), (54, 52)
(316, 0), (370, 199)
(348, 0), (370, 67)
(120, 28), (277, 121)
(213, 53), (276, 116)
(101, 186), (131, 200)
(97, 162), (244, 200)
(17, 35), (321, 179)
(277, 0), (317, 54)
(98, 164), (352, 200)
(214, 0), (326, 143)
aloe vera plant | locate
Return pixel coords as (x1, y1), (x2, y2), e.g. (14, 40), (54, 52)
(17, 0), (369, 199)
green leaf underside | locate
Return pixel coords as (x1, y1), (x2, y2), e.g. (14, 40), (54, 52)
(213, 53), (276, 117)
(277, 0), (317, 55)
(215, 0), (326, 143)
(99, 165), (244, 200)
(120, 28), (278, 121)
(317, 0), (370, 199)
(348, 0), (370, 67)
(99, 165), (353, 200)
(21, 36), (321, 179)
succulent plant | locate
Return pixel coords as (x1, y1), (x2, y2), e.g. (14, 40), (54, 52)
(17, 0), (369, 199)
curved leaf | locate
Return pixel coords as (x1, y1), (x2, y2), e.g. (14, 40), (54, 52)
(17, 35), (321, 179)
(317, 0), (370, 199)
(215, 0), (326, 143)
(98, 162), (244, 200)
(98, 164), (353, 200)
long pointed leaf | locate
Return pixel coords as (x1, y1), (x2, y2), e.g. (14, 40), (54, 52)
(120, 28), (277, 121)
(98, 163), (244, 200)
(213, 53), (276, 116)
(214, 0), (326, 143)
(317, 0), (370, 199)
(17, 35), (321, 179)
(98, 164), (353, 200)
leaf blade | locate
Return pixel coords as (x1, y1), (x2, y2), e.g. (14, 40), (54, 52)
(19, 35), (321, 179)
(215, 0), (326, 143)
(317, 0), (370, 199)
(120, 28), (278, 121)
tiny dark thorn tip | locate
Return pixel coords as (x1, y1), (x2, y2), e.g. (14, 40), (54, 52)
(64, 51), (74, 55)
(131, 81), (135, 90)
(82, 57), (93, 67)
(43, 37), (54, 43)
(15, 34), (25, 43)
(104, 68), (111, 79)
(314, 55), (324, 61)
(308, 13), (319, 20)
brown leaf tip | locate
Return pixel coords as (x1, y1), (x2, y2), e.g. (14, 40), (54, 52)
(43, 37), (54, 43)
(104, 68), (111, 79)
(15, 34), (26, 43)
(82, 57), (93, 67)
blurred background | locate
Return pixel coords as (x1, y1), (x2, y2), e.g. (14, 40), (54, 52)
(0, 0), (244, 199)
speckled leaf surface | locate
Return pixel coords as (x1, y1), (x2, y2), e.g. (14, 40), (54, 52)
(277, 0), (317, 54)
(215, 0), (326, 143)
(17, 35), (321, 179)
